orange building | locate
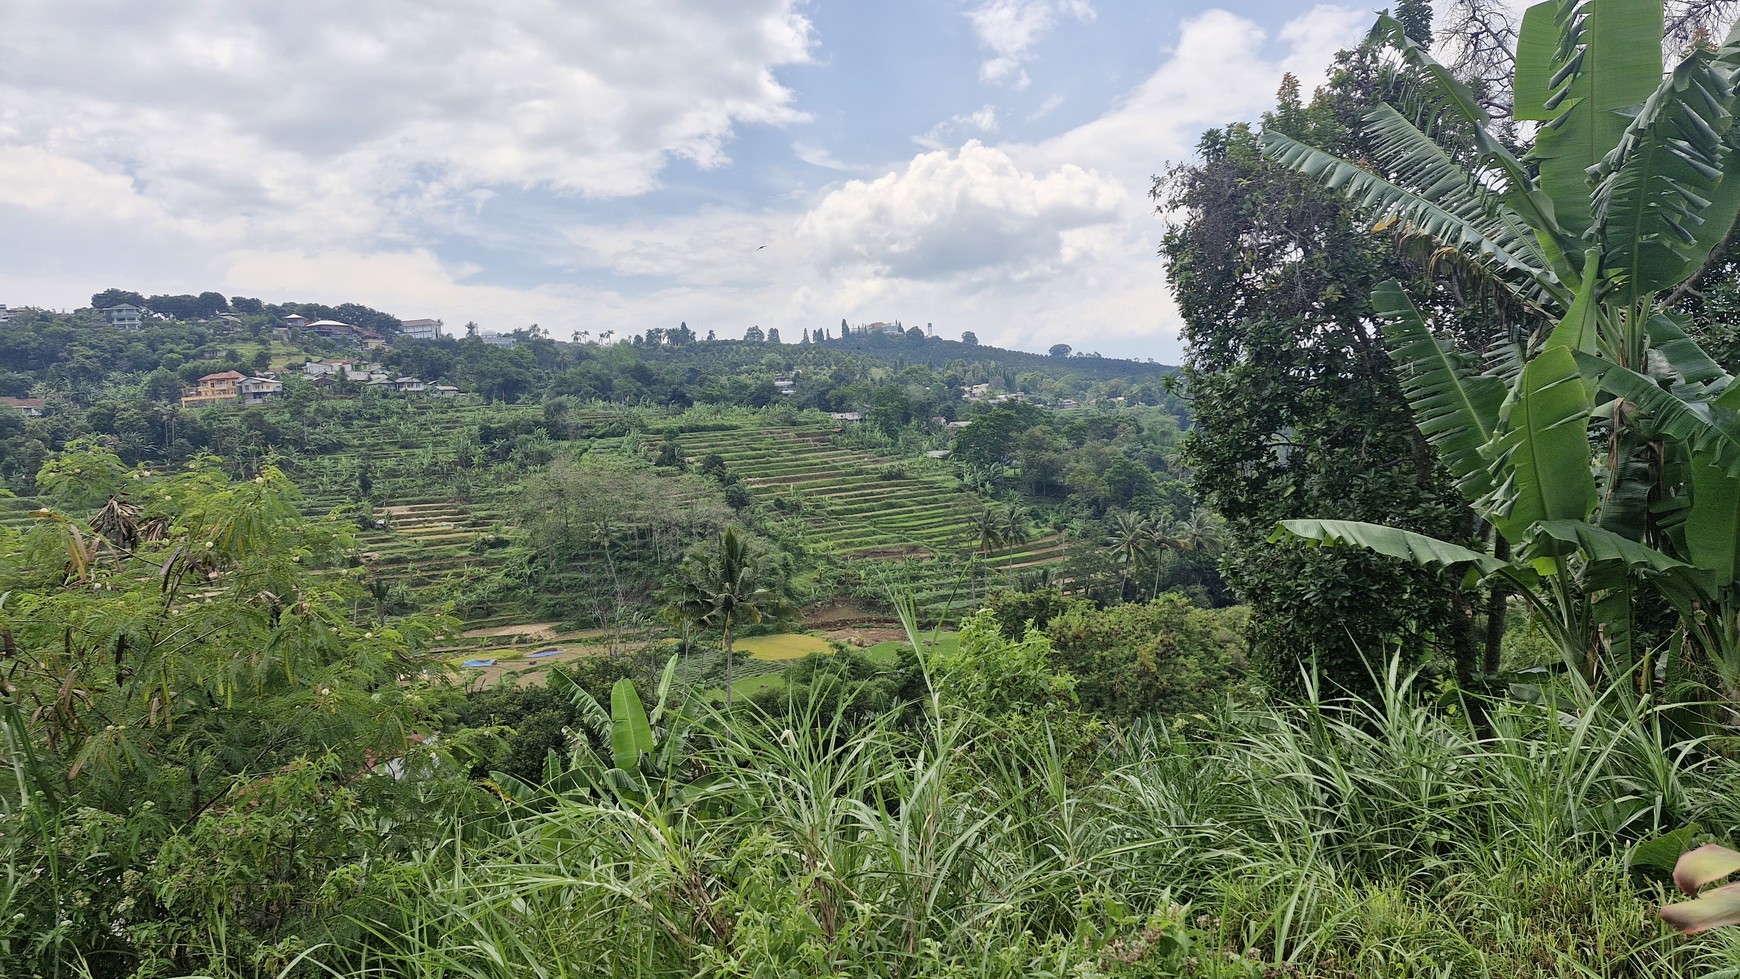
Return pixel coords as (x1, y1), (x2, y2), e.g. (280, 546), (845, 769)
(181, 370), (245, 408)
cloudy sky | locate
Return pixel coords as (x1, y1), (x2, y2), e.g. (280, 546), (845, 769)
(0, 0), (1377, 361)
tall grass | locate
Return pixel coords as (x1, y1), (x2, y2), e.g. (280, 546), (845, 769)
(294, 665), (1740, 979)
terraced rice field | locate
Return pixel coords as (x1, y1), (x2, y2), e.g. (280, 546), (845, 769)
(673, 425), (976, 558)
(7, 402), (1074, 660)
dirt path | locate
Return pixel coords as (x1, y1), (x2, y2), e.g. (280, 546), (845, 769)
(822, 627), (909, 648)
(461, 622), (562, 640)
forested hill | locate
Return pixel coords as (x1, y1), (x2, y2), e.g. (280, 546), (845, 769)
(0, 303), (1182, 488)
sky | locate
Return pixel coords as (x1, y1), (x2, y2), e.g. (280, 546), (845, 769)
(0, 0), (1381, 362)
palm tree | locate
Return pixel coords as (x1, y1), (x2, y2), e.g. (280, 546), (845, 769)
(1143, 517), (1175, 600)
(968, 505), (1007, 558)
(1147, 511), (1223, 598)
(1000, 504), (1031, 573)
(1104, 511), (1152, 603)
(662, 526), (793, 708)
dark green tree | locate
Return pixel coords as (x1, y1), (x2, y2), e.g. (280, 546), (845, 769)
(1158, 60), (1477, 695)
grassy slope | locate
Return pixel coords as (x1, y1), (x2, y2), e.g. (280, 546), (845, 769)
(324, 674), (1740, 978)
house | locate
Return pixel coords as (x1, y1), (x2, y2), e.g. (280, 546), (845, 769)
(428, 385), (462, 397)
(102, 304), (144, 330)
(391, 377), (426, 393)
(0, 305), (10, 324)
(301, 359), (353, 378)
(827, 411), (863, 424)
(305, 319), (358, 341)
(946, 420), (972, 430)
(0, 397), (44, 417)
(283, 314), (308, 329)
(773, 377), (797, 396)
(239, 376), (283, 405)
(399, 318), (443, 342)
(480, 334), (518, 348)
(181, 371), (245, 408)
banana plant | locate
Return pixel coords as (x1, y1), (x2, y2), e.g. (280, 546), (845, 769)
(488, 656), (717, 811)
(1260, 1), (1740, 688)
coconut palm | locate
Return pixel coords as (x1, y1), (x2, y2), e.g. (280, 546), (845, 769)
(662, 526), (794, 708)
(1000, 504), (1032, 572)
(967, 505), (1007, 558)
(1104, 511), (1153, 603)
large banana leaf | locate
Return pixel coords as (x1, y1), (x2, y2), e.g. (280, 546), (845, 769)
(1591, 48), (1740, 303)
(609, 677), (654, 772)
(1262, 130), (1565, 306)
(557, 667), (613, 743)
(1531, 519), (1711, 614)
(1687, 456), (1740, 585)
(1524, 0), (1666, 242)
(1271, 519), (1512, 577)
(1373, 280), (1504, 501)
(1512, 1), (1562, 121)
(1362, 104), (1556, 278)
(1483, 347), (1598, 542)
(1365, 12), (1574, 272)
(1545, 247), (1602, 354)
(1651, 311), (1730, 387)
(1576, 352), (1740, 475)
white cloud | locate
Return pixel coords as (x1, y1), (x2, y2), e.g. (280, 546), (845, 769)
(797, 140), (1125, 282)
(785, 5), (1370, 359)
(0, 0), (815, 250)
(1027, 94), (1065, 122)
(913, 105), (1002, 150)
(966, 0), (1095, 89)
(793, 142), (857, 172)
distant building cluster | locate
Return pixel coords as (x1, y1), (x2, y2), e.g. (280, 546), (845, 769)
(283, 314), (386, 349)
(301, 360), (461, 397)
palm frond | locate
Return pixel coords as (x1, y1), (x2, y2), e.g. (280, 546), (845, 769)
(1261, 130), (1564, 308)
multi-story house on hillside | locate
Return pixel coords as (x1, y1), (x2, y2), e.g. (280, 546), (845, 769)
(102, 304), (144, 330)
(239, 376), (283, 405)
(399, 318), (443, 341)
(181, 371), (245, 408)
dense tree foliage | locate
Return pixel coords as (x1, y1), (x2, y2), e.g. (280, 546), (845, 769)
(1160, 55), (1479, 695)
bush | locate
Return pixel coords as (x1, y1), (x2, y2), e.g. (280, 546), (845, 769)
(1044, 595), (1249, 719)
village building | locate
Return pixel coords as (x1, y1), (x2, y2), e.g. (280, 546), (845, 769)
(399, 318), (444, 342)
(0, 396), (45, 416)
(181, 371), (246, 408)
(102, 304), (144, 330)
(239, 376), (283, 405)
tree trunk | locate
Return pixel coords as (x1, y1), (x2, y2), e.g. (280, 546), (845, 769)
(1483, 535), (1509, 673)
(724, 621), (735, 709)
